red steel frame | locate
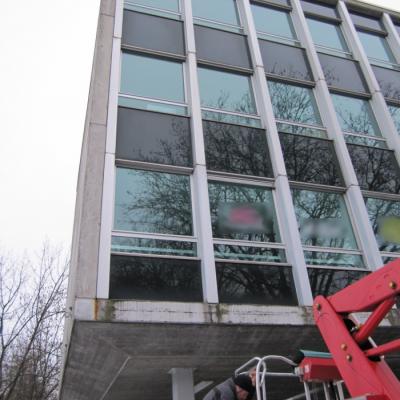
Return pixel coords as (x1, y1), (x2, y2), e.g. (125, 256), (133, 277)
(308, 258), (400, 399)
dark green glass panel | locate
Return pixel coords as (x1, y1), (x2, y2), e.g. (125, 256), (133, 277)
(114, 168), (193, 235)
(203, 120), (273, 177)
(110, 255), (202, 301)
(292, 189), (358, 249)
(208, 181), (281, 242)
(214, 244), (286, 263)
(216, 263), (297, 305)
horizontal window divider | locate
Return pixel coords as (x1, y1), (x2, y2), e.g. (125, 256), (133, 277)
(362, 190), (400, 201)
(316, 47), (353, 60)
(345, 139), (391, 150)
(121, 44), (186, 61)
(197, 60), (253, 75)
(124, 1), (181, 18)
(302, 245), (362, 255)
(356, 25), (387, 37)
(112, 231), (197, 242)
(306, 265), (369, 272)
(207, 170), (275, 185)
(276, 119), (327, 132)
(111, 251), (200, 261)
(279, 130), (332, 142)
(202, 116), (264, 130)
(386, 99), (400, 107)
(119, 93), (187, 108)
(213, 238), (285, 248)
(266, 76), (316, 89)
(343, 131), (386, 141)
(369, 58), (400, 70)
(380, 252), (400, 258)
(115, 159), (194, 175)
(257, 32), (301, 47)
(215, 258), (290, 267)
(289, 180), (347, 193)
(207, 173), (275, 188)
(201, 107), (260, 120)
(193, 17), (243, 34)
(304, 13), (342, 24)
(124, 5), (182, 21)
(328, 87), (371, 99)
(251, 0), (292, 12)
(194, 22), (246, 38)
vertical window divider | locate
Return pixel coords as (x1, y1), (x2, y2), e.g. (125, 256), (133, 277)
(239, 0), (313, 306)
(382, 14), (400, 64)
(182, 0), (219, 303)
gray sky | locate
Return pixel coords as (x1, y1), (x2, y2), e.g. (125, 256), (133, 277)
(0, 0), (399, 255)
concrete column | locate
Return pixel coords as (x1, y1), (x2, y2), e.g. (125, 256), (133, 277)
(182, 0), (219, 303)
(169, 368), (195, 400)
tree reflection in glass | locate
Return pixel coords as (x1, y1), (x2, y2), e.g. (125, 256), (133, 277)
(388, 104), (400, 134)
(292, 189), (357, 249)
(114, 168), (193, 235)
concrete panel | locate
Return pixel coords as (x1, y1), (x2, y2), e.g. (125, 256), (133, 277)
(100, 0), (116, 17)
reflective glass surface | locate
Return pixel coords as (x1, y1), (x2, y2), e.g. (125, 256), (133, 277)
(203, 120), (273, 177)
(388, 104), (400, 134)
(292, 189), (358, 249)
(268, 81), (322, 126)
(350, 11), (384, 32)
(118, 96), (187, 116)
(260, 40), (313, 82)
(358, 31), (395, 63)
(279, 133), (344, 186)
(250, 3), (296, 40)
(198, 67), (257, 114)
(372, 66), (400, 101)
(116, 107), (192, 167)
(307, 18), (348, 52)
(110, 255), (202, 301)
(347, 145), (400, 194)
(331, 94), (380, 136)
(121, 52), (184, 103)
(208, 182), (281, 242)
(214, 244), (286, 263)
(365, 197), (400, 253)
(301, 0), (338, 19)
(308, 268), (368, 297)
(216, 263), (297, 305)
(201, 111), (262, 128)
(127, 0), (180, 12)
(304, 251), (365, 268)
(192, 0), (240, 26)
(114, 168), (193, 235)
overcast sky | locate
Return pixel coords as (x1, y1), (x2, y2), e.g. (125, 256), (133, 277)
(0, 0), (400, 256)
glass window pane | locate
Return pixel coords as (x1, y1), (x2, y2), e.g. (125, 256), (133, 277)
(192, 0), (240, 26)
(347, 145), (400, 194)
(250, 3), (296, 40)
(307, 18), (348, 52)
(198, 67), (257, 114)
(358, 31), (395, 63)
(128, 0), (180, 12)
(116, 107), (192, 167)
(279, 133), (344, 186)
(372, 65), (400, 101)
(301, 0), (338, 19)
(214, 244), (286, 263)
(268, 81), (322, 126)
(308, 268), (368, 297)
(292, 189), (358, 249)
(350, 11), (384, 32)
(259, 40), (313, 82)
(365, 197), (400, 253)
(121, 52), (184, 103)
(304, 251), (365, 268)
(388, 104), (400, 134)
(331, 94), (381, 136)
(110, 255), (202, 301)
(114, 168), (193, 235)
(203, 120), (273, 177)
(216, 263), (297, 305)
(208, 182), (281, 242)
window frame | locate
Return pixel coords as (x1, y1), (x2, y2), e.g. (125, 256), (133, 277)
(124, 0), (182, 20)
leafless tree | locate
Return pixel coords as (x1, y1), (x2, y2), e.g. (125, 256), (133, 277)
(0, 244), (68, 400)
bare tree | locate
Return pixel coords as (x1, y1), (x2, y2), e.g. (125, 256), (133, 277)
(0, 244), (67, 400)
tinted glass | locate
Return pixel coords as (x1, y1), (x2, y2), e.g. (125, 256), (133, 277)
(347, 145), (400, 194)
(116, 107), (192, 167)
(268, 81), (322, 126)
(192, 0), (240, 26)
(121, 52), (184, 102)
(365, 197), (400, 253)
(308, 268), (368, 297)
(259, 40), (313, 82)
(195, 26), (251, 69)
(279, 133), (344, 186)
(301, 0), (338, 19)
(122, 11), (184, 55)
(358, 31), (395, 63)
(203, 120), (273, 177)
(331, 94), (380, 136)
(214, 244), (286, 263)
(110, 256), (202, 301)
(350, 11), (384, 31)
(307, 18), (348, 52)
(388, 104), (400, 134)
(198, 67), (257, 114)
(373, 66), (400, 101)
(208, 182), (281, 242)
(114, 168), (193, 234)
(304, 251), (365, 268)
(216, 263), (297, 305)
(318, 53), (368, 94)
(251, 3), (296, 39)
(292, 189), (358, 249)
(129, 0), (179, 12)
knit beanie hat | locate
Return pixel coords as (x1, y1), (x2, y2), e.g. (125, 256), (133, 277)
(233, 374), (253, 393)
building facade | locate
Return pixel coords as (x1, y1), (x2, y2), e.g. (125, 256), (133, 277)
(60, 0), (400, 399)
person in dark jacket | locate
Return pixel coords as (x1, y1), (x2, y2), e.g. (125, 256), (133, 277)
(203, 374), (255, 400)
